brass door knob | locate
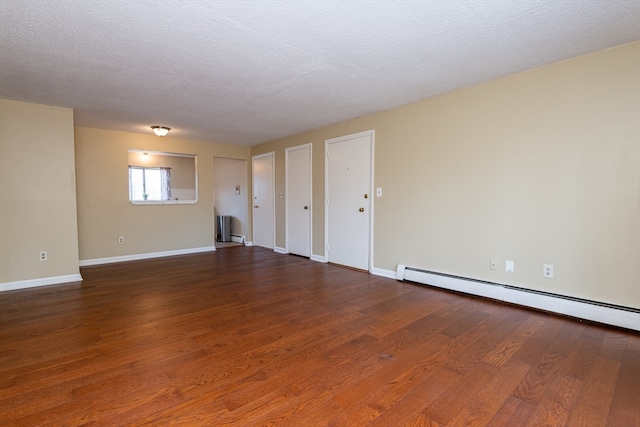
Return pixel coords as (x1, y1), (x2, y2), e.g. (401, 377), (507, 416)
(304, 206), (309, 210)
(359, 207), (365, 212)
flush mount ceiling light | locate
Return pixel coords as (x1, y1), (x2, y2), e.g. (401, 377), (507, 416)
(151, 126), (170, 137)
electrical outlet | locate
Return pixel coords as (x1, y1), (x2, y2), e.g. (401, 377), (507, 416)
(118, 236), (124, 244)
(39, 251), (47, 262)
(490, 258), (498, 271)
(543, 264), (554, 278)
(506, 260), (514, 273)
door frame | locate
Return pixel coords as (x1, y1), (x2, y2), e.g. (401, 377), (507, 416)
(324, 130), (375, 271)
(251, 151), (275, 249)
(285, 143), (313, 257)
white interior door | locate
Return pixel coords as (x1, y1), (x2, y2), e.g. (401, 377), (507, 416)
(286, 144), (312, 257)
(325, 131), (373, 270)
(252, 153), (274, 249)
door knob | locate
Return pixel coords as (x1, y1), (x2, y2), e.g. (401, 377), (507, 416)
(359, 207), (365, 212)
(304, 206), (309, 210)
(254, 205), (259, 208)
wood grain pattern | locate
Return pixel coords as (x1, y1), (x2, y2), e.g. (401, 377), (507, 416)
(0, 247), (638, 426)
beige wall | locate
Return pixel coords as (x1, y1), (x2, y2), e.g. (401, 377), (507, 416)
(252, 41), (640, 309)
(75, 127), (250, 261)
(0, 99), (80, 283)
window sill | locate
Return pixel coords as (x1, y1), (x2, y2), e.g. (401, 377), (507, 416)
(130, 200), (198, 205)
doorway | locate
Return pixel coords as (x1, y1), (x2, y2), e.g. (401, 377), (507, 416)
(213, 157), (248, 248)
(325, 130), (374, 271)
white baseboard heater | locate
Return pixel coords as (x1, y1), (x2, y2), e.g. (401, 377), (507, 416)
(396, 264), (639, 332)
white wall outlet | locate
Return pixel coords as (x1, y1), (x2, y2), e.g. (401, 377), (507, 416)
(376, 187), (383, 197)
(506, 260), (514, 273)
(490, 258), (498, 271)
(118, 236), (124, 244)
(39, 251), (47, 261)
(543, 264), (554, 278)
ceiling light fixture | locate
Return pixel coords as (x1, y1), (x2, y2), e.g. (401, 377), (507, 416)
(151, 126), (170, 137)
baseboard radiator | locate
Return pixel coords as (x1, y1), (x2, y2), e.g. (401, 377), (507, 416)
(396, 264), (639, 332)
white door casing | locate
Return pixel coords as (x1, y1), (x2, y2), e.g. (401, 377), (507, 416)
(325, 130), (374, 271)
(252, 152), (275, 249)
(286, 143), (312, 257)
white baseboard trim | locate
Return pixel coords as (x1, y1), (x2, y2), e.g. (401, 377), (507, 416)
(371, 267), (396, 279)
(245, 241), (254, 246)
(274, 246), (287, 254)
(310, 254), (326, 263)
(1, 273), (83, 292)
(231, 235), (245, 244)
(79, 246), (217, 267)
(396, 265), (639, 332)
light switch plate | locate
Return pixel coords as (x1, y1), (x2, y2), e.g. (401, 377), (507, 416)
(506, 260), (514, 273)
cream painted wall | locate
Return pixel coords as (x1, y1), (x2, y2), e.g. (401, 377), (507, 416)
(251, 41), (640, 309)
(0, 99), (80, 283)
(75, 127), (250, 261)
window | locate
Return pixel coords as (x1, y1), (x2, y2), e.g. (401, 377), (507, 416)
(128, 166), (171, 201)
(127, 150), (197, 204)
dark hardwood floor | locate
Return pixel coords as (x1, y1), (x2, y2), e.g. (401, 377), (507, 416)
(1, 247), (638, 426)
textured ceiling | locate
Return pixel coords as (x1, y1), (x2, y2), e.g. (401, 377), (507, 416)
(1, 0), (639, 146)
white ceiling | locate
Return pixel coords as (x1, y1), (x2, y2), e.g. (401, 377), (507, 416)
(1, 1), (638, 146)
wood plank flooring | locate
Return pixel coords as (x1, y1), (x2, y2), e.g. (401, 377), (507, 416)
(1, 247), (638, 426)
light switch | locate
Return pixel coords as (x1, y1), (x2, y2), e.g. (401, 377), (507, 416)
(506, 260), (514, 273)
(376, 187), (382, 197)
